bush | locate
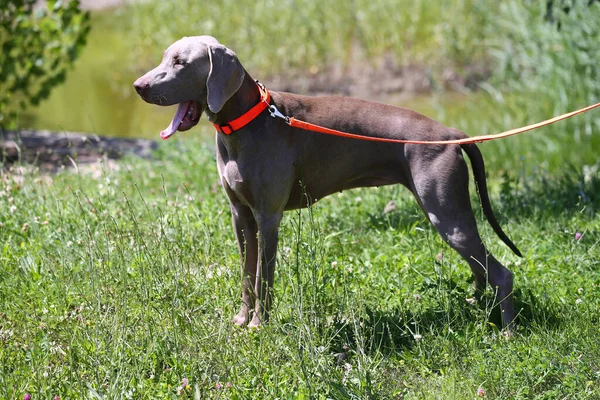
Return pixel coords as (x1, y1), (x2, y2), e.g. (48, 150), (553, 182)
(0, 0), (90, 128)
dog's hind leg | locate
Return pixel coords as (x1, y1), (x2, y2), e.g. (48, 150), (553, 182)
(409, 148), (515, 328)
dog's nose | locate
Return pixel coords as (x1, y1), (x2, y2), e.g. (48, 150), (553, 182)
(133, 77), (149, 96)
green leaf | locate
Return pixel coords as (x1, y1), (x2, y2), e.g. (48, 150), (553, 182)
(0, 0), (89, 127)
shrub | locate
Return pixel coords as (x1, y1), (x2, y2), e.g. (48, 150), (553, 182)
(0, 0), (90, 128)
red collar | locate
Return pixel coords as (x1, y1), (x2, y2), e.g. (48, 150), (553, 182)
(213, 81), (270, 135)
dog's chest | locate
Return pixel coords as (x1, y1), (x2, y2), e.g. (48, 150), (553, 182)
(217, 139), (243, 190)
(221, 161), (242, 188)
(219, 160), (255, 205)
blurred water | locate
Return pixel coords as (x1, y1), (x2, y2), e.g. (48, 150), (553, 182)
(16, 11), (176, 139)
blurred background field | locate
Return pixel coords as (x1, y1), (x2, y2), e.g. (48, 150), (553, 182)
(12, 0), (600, 173)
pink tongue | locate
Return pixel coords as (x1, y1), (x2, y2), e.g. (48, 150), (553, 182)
(160, 102), (190, 140)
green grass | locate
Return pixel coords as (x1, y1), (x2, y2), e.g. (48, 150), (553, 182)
(3, 0), (600, 398)
(1, 135), (599, 399)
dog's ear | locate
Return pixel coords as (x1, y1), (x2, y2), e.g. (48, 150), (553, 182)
(206, 44), (245, 113)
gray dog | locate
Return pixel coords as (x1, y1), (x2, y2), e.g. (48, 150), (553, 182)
(134, 36), (521, 329)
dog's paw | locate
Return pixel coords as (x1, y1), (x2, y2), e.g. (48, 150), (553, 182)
(247, 314), (263, 329)
(232, 310), (249, 327)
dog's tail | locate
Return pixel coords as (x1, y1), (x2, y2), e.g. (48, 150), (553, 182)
(461, 143), (523, 257)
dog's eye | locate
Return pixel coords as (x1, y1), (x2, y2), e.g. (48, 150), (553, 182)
(173, 57), (185, 67)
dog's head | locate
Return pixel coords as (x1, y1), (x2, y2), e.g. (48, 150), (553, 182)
(133, 35), (245, 139)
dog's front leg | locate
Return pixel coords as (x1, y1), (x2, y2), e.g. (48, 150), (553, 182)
(230, 203), (258, 327)
(248, 212), (283, 328)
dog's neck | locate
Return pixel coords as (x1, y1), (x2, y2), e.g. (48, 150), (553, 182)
(206, 72), (262, 127)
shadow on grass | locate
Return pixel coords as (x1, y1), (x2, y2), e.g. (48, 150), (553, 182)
(512, 287), (565, 330)
(367, 206), (425, 233)
(495, 164), (600, 219)
(315, 283), (565, 357)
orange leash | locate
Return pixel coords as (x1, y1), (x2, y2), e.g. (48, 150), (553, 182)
(215, 81), (599, 145)
(266, 91), (600, 145)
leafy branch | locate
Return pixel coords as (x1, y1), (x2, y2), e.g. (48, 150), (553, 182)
(0, 0), (90, 128)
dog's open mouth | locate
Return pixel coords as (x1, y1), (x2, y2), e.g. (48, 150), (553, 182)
(160, 101), (201, 140)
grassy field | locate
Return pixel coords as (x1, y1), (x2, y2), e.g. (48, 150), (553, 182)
(1, 131), (599, 398)
(2, 0), (600, 398)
